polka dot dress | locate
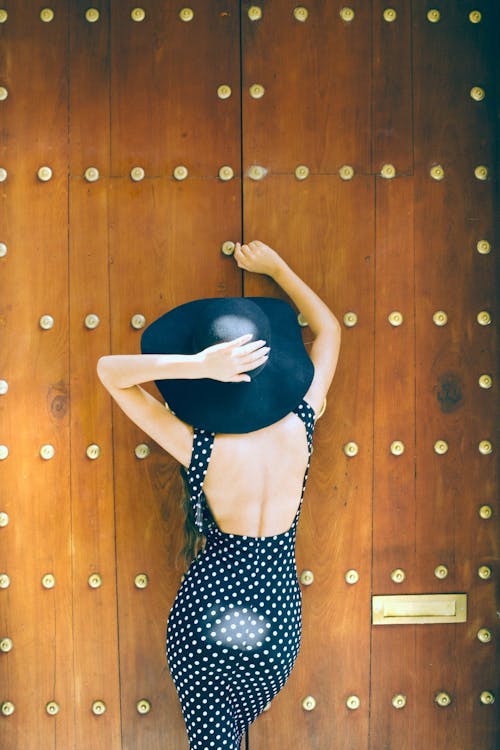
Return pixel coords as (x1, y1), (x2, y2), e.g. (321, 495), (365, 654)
(167, 399), (315, 750)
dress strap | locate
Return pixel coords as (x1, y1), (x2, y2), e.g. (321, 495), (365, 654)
(187, 428), (215, 533)
(292, 398), (316, 454)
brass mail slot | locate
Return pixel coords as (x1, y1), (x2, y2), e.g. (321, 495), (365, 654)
(372, 594), (467, 625)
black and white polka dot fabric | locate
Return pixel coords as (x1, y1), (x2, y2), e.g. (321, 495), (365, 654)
(167, 399), (315, 750)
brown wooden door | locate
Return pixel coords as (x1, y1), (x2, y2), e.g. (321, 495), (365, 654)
(0, 2), (498, 749)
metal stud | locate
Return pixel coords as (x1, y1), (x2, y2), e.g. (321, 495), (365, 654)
(391, 568), (406, 583)
(42, 573), (56, 589)
(480, 691), (495, 705)
(0, 380), (8, 395)
(470, 86), (485, 102)
(339, 7), (355, 22)
(300, 570), (314, 586)
(468, 10), (482, 23)
(477, 310), (492, 326)
(85, 8), (100, 22)
(427, 9), (441, 23)
(0, 446), (8, 461)
(131, 8), (145, 22)
(392, 694), (407, 709)
(38, 166), (53, 182)
(85, 313), (100, 329)
(388, 311), (403, 326)
(297, 312), (308, 327)
(0, 87), (8, 101)
(476, 240), (491, 255)
(474, 165), (488, 181)
(293, 6), (309, 22)
(343, 311), (358, 327)
(1, 701), (15, 716)
(432, 310), (448, 326)
(217, 84), (232, 100)
(435, 692), (452, 707)
(0, 242), (7, 257)
(383, 8), (397, 22)
(179, 8), (194, 22)
(46, 701), (60, 716)
(478, 565), (492, 580)
(434, 440), (448, 455)
(478, 505), (493, 519)
(380, 163), (396, 179)
(40, 444), (55, 460)
(88, 573), (102, 589)
(345, 569), (359, 585)
(136, 699), (152, 714)
(263, 701), (271, 712)
(430, 165), (444, 181)
(130, 167), (145, 182)
(0, 637), (13, 652)
(40, 314), (55, 330)
(0, 574), (10, 589)
(84, 167), (100, 182)
(434, 564), (448, 580)
(477, 628), (492, 643)
(218, 166), (234, 181)
(0, 168), (7, 182)
(86, 443), (101, 460)
(478, 440), (493, 455)
(343, 442), (359, 457)
(173, 165), (188, 181)
(339, 165), (354, 181)
(91, 700), (106, 715)
(249, 84), (265, 99)
(302, 695), (316, 711)
(248, 165), (266, 181)
(131, 314), (146, 330)
(221, 241), (235, 256)
(40, 8), (55, 22)
(248, 6), (263, 21)
(317, 398), (327, 419)
(390, 441), (405, 456)
(346, 695), (361, 710)
(135, 443), (150, 459)
(134, 573), (149, 589)
(0, 10), (8, 23)
(0, 512), (9, 527)
(295, 165), (310, 180)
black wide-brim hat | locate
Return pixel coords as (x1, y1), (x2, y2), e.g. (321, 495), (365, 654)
(140, 297), (314, 434)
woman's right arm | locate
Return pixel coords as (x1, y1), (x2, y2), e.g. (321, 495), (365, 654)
(234, 240), (341, 416)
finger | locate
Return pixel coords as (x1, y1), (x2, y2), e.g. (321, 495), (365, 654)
(236, 339), (267, 354)
(230, 373), (252, 383)
(244, 354), (269, 372)
(230, 333), (253, 347)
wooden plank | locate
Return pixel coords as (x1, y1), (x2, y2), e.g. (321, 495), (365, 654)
(242, 0), (371, 175)
(243, 174), (374, 750)
(108, 177), (241, 750)
(0, 3), (73, 748)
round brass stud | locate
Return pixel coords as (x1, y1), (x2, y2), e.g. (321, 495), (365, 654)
(392, 694), (407, 709)
(468, 10), (482, 23)
(478, 505), (492, 520)
(248, 6), (263, 21)
(391, 568), (406, 583)
(40, 8), (55, 22)
(427, 9), (441, 23)
(339, 7), (355, 22)
(293, 7), (309, 22)
(88, 573), (102, 589)
(173, 165), (188, 180)
(179, 8), (194, 22)
(343, 311), (358, 327)
(476, 240), (491, 255)
(434, 440), (449, 455)
(0, 10), (8, 23)
(476, 310), (491, 326)
(134, 573), (149, 589)
(0, 87), (8, 101)
(131, 8), (145, 22)
(435, 691), (452, 707)
(1, 701), (15, 716)
(343, 442), (359, 458)
(38, 166), (53, 182)
(339, 165), (354, 181)
(346, 695), (360, 710)
(42, 573), (56, 589)
(345, 569), (359, 585)
(0, 446), (8, 461)
(91, 700), (106, 715)
(380, 163), (396, 179)
(317, 398), (327, 419)
(0, 511), (9, 526)
(478, 565), (492, 580)
(84, 313), (100, 329)
(430, 165), (444, 181)
(300, 570), (314, 586)
(294, 165), (310, 180)
(217, 84), (232, 100)
(0, 574), (11, 589)
(248, 165), (266, 181)
(0, 168), (7, 182)
(0, 380), (8, 395)
(390, 441), (405, 456)
(432, 310), (448, 326)
(470, 86), (485, 102)
(0, 637), (13, 652)
(40, 444), (55, 460)
(474, 165), (488, 181)
(40, 314), (55, 330)
(263, 701), (271, 712)
(388, 310), (403, 326)
(135, 443), (150, 460)
(477, 628), (492, 643)
(221, 241), (235, 256)
(136, 698), (152, 714)
(478, 375), (492, 393)
(249, 83), (265, 99)
(480, 691), (495, 705)
(302, 695), (316, 711)
(85, 8), (100, 23)
(84, 167), (100, 182)
(86, 445), (101, 462)
(0, 242), (7, 257)
(297, 312), (308, 327)
(478, 440), (493, 456)
(130, 166), (145, 182)
(46, 701), (60, 716)
(218, 166), (234, 181)
(131, 313), (146, 330)
(434, 564), (449, 580)
(383, 8), (397, 22)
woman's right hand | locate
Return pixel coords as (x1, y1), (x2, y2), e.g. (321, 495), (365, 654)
(197, 334), (270, 383)
(234, 241), (285, 278)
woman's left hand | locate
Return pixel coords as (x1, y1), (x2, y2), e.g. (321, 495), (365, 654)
(197, 334), (270, 382)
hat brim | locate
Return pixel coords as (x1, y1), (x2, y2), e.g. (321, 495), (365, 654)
(140, 297), (314, 433)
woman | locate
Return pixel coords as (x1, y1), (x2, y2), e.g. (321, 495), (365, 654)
(97, 240), (341, 749)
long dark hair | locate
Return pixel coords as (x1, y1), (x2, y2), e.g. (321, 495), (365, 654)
(178, 466), (205, 569)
